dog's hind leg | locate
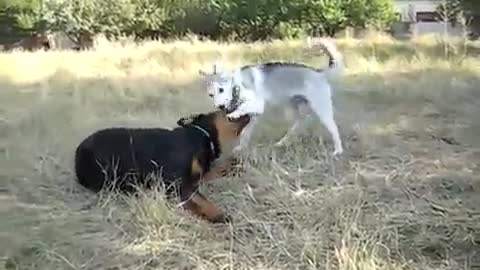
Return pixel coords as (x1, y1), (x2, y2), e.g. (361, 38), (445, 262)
(274, 121), (301, 147)
(307, 85), (343, 156)
(275, 95), (311, 147)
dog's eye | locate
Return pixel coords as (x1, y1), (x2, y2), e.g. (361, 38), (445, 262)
(218, 88), (224, 93)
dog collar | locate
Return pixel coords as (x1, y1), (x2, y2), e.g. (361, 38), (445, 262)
(226, 84), (241, 113)
(192, 125), (216, 156)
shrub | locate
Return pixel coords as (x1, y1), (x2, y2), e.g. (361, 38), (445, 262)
(1, 0), (398, 42)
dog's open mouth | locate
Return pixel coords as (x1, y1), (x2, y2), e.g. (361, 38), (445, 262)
(224, 106), (236, 114)
(217, 105), (234, 114)
(219, 100), (243, 114)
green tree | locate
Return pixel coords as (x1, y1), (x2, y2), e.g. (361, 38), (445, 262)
(0, 0), (43, 30)
(0, 0), (47, 45)
(214, 0), (396, 39)
(43, 0), (170, 43)
(459, 0), (480, 15)
(299, 0), (348, 37)
(4, 0), (399, 43)
(213, 0), (282, 40)
(436, 0), (480, 38)
(344, 0), (397, 30)
(436, 0), (480, 19)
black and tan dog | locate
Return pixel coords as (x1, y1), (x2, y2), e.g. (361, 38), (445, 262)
(74, 110), (250, 223)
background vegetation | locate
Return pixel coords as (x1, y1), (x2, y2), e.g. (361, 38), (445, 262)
(2, 0), (397, 42)
(3, 0), (480, 46)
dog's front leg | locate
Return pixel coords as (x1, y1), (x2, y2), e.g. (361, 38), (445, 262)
(201, 158), (234, 182)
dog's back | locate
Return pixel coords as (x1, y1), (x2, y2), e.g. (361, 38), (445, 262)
(75, 127), (195, 193)
(236, 38), (344, 102)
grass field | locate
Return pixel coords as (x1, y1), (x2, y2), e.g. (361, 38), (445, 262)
(1, 35), (480, 270)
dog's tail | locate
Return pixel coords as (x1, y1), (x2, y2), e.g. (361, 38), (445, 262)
(307, 37), (344, 79)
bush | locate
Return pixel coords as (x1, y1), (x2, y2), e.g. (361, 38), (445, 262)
(2, 0), (398, 42)
(0, 0), (43, 30)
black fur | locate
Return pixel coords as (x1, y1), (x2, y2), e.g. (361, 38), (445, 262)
(74, 112), (221, 200)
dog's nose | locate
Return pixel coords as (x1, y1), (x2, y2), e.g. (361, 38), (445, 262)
(218, 105), (226, 111)
(209, 94), (214, 98)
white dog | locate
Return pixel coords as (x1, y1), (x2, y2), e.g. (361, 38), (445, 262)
(199, 38), (344, 156)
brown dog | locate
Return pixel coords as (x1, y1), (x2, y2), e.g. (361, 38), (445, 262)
(74, 110), (249, 223)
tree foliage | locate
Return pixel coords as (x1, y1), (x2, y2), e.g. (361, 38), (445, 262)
(212, 0), (396, 40)
(458, 0), (480, 16)
(1, 0), (398, 41)
(0, 0), (42, 29)
(436, 0), (480, 20)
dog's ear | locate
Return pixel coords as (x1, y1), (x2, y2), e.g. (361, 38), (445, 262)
(177, 115), (194, 127)
(177, 113), (204, 127)
(198, 69), (209, 77)
(213, 62), (225, 74)
(199, 62), (223, 77)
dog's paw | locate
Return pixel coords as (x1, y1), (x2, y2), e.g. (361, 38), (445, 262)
(226, 157), (245, 176)
(274, 137), (290, 147)
(332, 148), (343, 156)
(332, 148), (344, 158)
(216, 166), (231, 177)
(228, 156), (242, 166)
(274, 141), (285, 147)
(216, 158), (245, 178)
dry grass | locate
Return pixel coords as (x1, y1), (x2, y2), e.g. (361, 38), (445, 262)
(1, 34), (480, 270)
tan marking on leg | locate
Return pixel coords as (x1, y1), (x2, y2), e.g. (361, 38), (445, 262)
(191, 158), (203, 180)
(183, 192), (228, 223)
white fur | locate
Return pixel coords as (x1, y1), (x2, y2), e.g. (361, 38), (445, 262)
(200, 38), (344, 156)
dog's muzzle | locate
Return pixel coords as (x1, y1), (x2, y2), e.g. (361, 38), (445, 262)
(217, 101), (240, 114)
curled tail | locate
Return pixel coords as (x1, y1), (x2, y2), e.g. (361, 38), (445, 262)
(307, 37), (344, 79)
